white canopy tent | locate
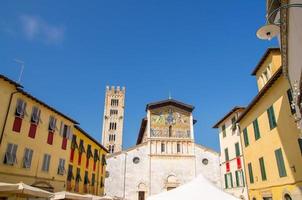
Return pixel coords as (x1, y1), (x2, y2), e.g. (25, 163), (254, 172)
(51, 191), (120, 200)
(147, 174), (240, 200)
(0, 182), (53, 198)
(51, 191), (91, 200)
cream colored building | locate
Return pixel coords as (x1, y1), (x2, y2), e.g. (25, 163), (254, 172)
(105, 99), (221, 200)
(213, 107), (248, 200)
(101, 86), (125, 153)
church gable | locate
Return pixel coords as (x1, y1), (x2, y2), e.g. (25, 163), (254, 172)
(150, 106), (191, 139)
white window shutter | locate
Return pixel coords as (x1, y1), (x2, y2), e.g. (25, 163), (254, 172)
(59, 121), (64, 136)
(67, 126), (73, 140)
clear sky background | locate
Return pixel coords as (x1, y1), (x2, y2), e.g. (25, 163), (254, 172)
(0, 1), (278, 151)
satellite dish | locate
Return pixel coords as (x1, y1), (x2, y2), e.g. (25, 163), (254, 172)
(256, 24), (280, 40)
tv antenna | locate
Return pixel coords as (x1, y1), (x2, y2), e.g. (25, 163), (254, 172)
(14, 59), (25, 83)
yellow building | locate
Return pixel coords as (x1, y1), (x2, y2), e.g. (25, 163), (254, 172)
(237, 48), (302, 199)
(0, 74), (78, 192)
(66, 126), (108, 196)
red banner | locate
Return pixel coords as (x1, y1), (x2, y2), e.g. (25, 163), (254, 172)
(237, 157), (242, 169)
(226, 161), (230, 172)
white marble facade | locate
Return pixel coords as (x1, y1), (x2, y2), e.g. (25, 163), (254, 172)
(104, 99), (221, 200)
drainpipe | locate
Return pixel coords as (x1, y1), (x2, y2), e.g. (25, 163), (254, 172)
(0, 91), (19, 145)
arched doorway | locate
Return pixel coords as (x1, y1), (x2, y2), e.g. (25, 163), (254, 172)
(165, 174), (179, 191)
(137, 183), (147, 200)
(284, 193), (292, 200)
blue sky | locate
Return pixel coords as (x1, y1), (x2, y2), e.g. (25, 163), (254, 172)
(0, 1), (278, 151)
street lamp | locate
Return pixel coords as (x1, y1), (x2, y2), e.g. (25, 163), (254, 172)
(256, 3), (302, 40)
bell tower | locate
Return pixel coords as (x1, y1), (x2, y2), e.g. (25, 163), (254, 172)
(101, 86), (125, 153)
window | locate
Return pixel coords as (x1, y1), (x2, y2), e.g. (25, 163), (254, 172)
(231, 117), (236, 133)
(235, 170), (245, 187)
(58, 158), (65, 175)
(138, 191), (145, 200)
(161, 143), (165, 153)
(169, 125), (172, 137)
(108, 145), (115, 153)
(224, 148), (229, 161)
(235, 142), (240, 157)
(263, 70), (269, 81)
(60, 123), (70, 150)
(284, 194), (292, 200)
(47, 132), (54, 145)
(15, 99), (26, 117)
(93, 149), (99, 171)
(267, 105), (277, 130)
(109, 134), (116, 141)
(91, 173), (95, 186)
(259, 157), (267, 181)
(111, 99), (119, 106)
(287, 89), (296, 114)
(48, 116), (57, 132)
(109, 122), (117, 130)
(243, 128), (249, 147)
(100, 176), (104, 187)
(30, 106), (41, 124)
(202, 158), (209, 165)
(222, 124), (226, 137)
(177, 143), (181, 153)
(84, 171), (90, 185)
(42, 154), (51, 172)
(23, 148), (33, 168)
(231, 117), (236, 125)
(275, 148), (287, 177)
(133, 157), (140, 164)
(298, 138), (302, 155)
(248, 163), (254, 184)
(224, 173), (233, 188)
(110, 109), (118, 116)
(86, 145), (93, 168)
(101, 154), (106, 166)
(76, 168), (82, 182)
(4, 143), (18, 165)
(253, 119), (261, 140)
(67, 165), (74, 181)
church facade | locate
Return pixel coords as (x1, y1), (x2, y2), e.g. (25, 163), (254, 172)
(104, 99), (221, 200)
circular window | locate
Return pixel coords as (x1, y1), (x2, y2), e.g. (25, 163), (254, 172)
(133, 157), (140, 164)
(105, 171), (110, 178)
(202, 158), (209, 165)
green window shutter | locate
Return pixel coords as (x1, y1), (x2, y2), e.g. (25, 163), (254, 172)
(253, 119), (261, 140)
(243, 128), (249, 147)
(230, 173), (233, 188)
(222, 124), (226, 137)
(298, 138), (302, 155)
(275, 148), (287, 177)
(225, 148), (229, 161)
(241, 170), (245, 187)
(259, 157), (267, 181)
(224, 174), (228, 189)
(248, 163), (254, 183)
(235, 171), (239, 187)
(267, 106), (277, 130)
(287, 89), (296, 114)
(235, 143), (240, 157)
